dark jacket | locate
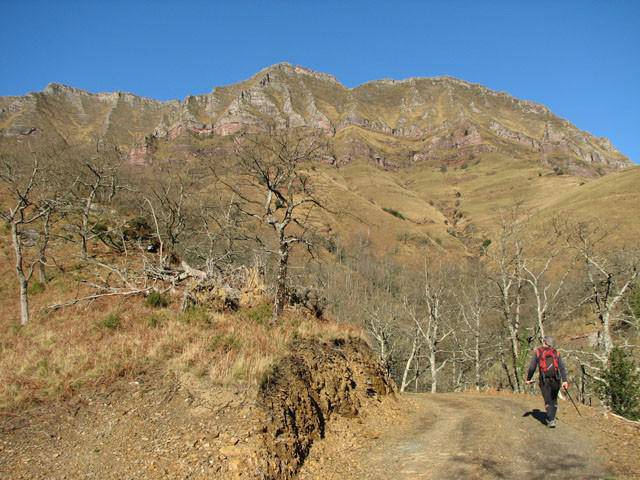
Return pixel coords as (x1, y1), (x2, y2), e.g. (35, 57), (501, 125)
(526, 347), (568, 382)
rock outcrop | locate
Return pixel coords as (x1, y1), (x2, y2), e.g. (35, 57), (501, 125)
(0, 63), (631, 174)
(489, 121), (541, 150)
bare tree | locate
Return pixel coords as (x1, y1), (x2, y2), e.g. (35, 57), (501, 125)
(185, 194), (252, 275)
(214, 128), (328, 318)
(143, 175), (190, 268)
(520, 231), (569, 340)
(67, 149), (124, 259)
(362, 299), (399, 376)
(36, 204), (54, 284)
(406, 262), (454, 393)
(456, 275), (489, 391)
(562, 221), (639, 361)
(486, 206), (527, 392)
(0, 156), (51, 325)
(399, 324), (422, 393)
(622, 284), (640, 332)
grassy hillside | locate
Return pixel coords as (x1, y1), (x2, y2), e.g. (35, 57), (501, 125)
(1, 64), (638, 422)
(0, 230), (362, 412)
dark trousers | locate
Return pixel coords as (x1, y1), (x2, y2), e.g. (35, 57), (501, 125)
(540, 377), (561, 421)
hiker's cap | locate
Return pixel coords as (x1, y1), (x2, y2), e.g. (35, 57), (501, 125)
(543, 336), (555, 348)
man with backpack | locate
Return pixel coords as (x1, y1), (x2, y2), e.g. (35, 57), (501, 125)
(525, 336), (569, 428)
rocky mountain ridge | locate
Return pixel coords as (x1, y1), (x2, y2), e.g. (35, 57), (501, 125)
(0, 62), (631, 174)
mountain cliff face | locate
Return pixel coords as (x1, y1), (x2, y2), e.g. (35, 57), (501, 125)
(0, 63), (630, 175)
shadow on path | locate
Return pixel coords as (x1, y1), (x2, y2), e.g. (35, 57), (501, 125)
(522, 409), (547, 426)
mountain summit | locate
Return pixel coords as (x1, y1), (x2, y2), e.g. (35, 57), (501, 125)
(0, 63), (631, 175)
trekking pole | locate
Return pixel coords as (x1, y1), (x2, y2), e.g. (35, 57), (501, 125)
(563, 386), (582, 417)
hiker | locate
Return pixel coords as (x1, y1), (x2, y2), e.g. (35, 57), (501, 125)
(525, 336), (569, 428)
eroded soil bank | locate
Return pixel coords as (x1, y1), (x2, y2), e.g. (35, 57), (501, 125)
(254, 337), (395, 479)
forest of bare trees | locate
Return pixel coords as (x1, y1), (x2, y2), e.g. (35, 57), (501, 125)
(311, 206), (639, 415)
(1, 129), (639, 418)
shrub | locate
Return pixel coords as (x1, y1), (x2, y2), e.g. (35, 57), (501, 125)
(100, 313), (121, 330)
(91, 222), (109, 234)
(123, 216), (152, 241)
(35, 357), (50, 376)
(628, 285), (640, 320)
(414, 236), (430, 246)
(397, 232), (410, 244)
(207, 333), (242, 353)
(480, 238), (492, 256)
(597, 347), (640, 420)
(382, 207), (406, 220)
(147, 313), (165, 328)
(323, 237), (337, 253)
(28, 281), (45, 295)
(397, 232), (430, 246)
(146, 290), (169, 308)
(178, 306), (211, 325)
(245, 303), (272, 325)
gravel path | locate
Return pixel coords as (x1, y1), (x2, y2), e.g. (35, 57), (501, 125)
(358, 393), (610, 479)
(300, 392), (622, 480)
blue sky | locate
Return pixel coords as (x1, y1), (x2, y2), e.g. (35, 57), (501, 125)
(1, 1), (638, 162)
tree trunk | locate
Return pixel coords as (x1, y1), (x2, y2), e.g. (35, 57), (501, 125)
(19, 277), (29, 326)
(600, 311), (613, 358)
(507, 324), (521, 392)
(400, 336), (418, 393)
(533, 285), (546, 340)
(38, 207), (51, 284)
(513, 284), (523, 392)
(11, 222), (29, 325)
(80, 226), (88, 259)
(430, 347), (437, 393)
(579, 364), (587, 404)
(379, 338), (388, 373)
(38, 260), (46, 285)
(81, 193), (95, 260)
(499, 342), (514, 391)
(273, 244), (289, 318)
(500, 281), (522, 392)
(474, 327), (481, 391)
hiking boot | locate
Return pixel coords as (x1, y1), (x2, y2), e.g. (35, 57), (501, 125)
(547, 419), (557, 428)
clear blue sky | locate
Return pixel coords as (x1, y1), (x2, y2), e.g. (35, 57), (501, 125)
(1, 1), (638, 162)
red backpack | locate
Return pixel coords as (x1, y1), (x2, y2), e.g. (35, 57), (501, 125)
(536, 347), (560, 379)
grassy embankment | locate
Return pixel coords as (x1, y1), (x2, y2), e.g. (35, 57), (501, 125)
(0, 232), (363, 412)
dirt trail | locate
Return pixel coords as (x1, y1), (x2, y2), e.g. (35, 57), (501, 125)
(0, 374), (261, 480)
(3, 386), (638, 479)
(300, 392), (640, 480)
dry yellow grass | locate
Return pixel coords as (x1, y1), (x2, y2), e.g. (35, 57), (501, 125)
(0, 231), (364, 413)
(0, 291), (363, 412)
